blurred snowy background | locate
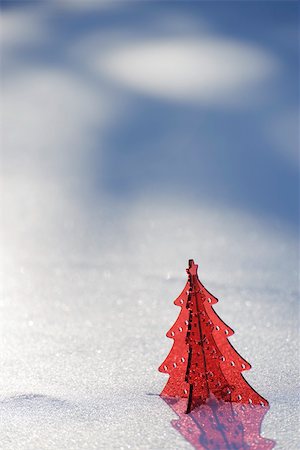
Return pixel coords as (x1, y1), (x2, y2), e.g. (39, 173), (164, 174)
(1, 1), (299, 449)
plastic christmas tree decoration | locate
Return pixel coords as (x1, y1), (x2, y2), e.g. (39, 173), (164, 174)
(159, 260), (268, 414)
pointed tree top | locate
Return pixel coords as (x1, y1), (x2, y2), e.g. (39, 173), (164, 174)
(186, 259), (198, 276)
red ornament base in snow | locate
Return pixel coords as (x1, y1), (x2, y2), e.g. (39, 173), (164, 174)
(159, 260), (268, 413)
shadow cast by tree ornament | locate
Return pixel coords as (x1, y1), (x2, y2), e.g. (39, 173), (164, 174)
(159, 260), (275, 449)
(162, 395), (274, 450)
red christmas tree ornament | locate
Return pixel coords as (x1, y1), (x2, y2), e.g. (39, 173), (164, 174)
(159, 260), (268, 413)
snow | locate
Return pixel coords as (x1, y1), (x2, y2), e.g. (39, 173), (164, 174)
(1, 178), (298, 449)
(1, 3), (298, 449)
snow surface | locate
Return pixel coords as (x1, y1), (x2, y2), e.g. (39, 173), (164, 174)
(1, 3), (299, 449)
(1, 177), (298, 449)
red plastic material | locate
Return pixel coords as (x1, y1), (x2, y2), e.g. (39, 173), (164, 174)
(159, 260), (268, 413)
